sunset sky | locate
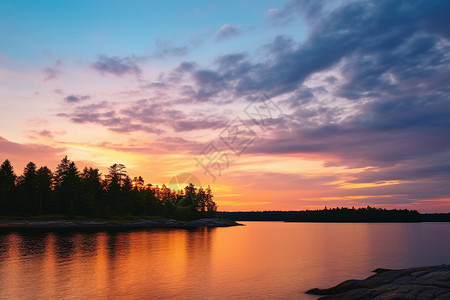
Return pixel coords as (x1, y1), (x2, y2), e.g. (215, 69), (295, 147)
(1, 0), (450, 212)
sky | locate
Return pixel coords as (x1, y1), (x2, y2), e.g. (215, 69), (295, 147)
(1, 0), (450, 212)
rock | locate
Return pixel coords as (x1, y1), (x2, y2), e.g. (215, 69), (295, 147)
(0, 218), (242, 230)
(306, 265), (450, 299)
(372, 268), (392, 274)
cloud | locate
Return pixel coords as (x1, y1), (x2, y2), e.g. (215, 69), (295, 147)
(151, 38), (189, 58)
(120, 100), (229, 132)
(43, 67), (60, 81)
(26, 129), (59, 141)
(0, 136), (65, 171)
(57, 101), (163, 134)
(57, 99), (229, 135)
(43, 59), (62, 81)
(216, 24), (242, 40)
(64, 94), (91, 102)
(142, 0), (450, 139)
(165, 0), (450, 207)
(93, 136), (202, 155)
(53, 0), (450, 209)
(268, 0), (331, 26)
(177, 0), (448, 101)
(264, 35), (296, 58)
(161, 53), (253, 102)
(39, 130), (53, 138)
(92, 55), (143, 76)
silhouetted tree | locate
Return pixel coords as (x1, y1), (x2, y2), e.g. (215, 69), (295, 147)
(80, 167), (103, 216)
(106, 163), (127, 186)
(132, 176), (145, 191)
(105, 163), (128, 215)
(36, 166), (53, 214)
(0, 157), (218, 219)
(143, 186), (162, 216)
(54, 156), (70, 188)
(0, 160), (17, 215)
(172, 183), (198, 220)
(54, 157), (80, 215)
(205, 185), (217, 217)
(121, 175), (133, 214)
(17, 162), (38, 214)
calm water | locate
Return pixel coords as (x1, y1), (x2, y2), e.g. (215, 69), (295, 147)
(0, 222), (449, 299)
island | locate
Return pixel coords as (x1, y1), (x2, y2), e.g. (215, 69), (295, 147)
(0, 157), (227, 227)
(306, 265), (450, 299)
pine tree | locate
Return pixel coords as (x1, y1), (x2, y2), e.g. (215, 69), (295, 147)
(54, 157), (80, 215)
(17, 162), (38, 214)
(81, 167), (103, 216)
(36, 166), (53, 214)
(205, 185), (217, 217)
(0, 159), (17, 214)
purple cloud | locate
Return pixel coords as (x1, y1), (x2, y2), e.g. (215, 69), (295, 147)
(64, 94), (91, 102)
(92, 55), (142, 76)
(54, 0), (450, 208)
(43, 68), (60, 81)
(57, 99), (229, 134)
(151, 38), (189, 58)
(43, 59), (62, 81)
(0, 136), (65, 169)
(39, 130), (53, 138)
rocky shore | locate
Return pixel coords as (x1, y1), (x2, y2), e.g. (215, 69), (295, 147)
(307, 265), (450, 299)
(0, 218), (242, 230)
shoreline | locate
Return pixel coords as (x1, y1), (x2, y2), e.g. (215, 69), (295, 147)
(306, 265), (450, 299)
(0, 218), (243, 231)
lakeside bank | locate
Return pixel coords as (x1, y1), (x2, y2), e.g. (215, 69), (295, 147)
(0, 218), (242, 231)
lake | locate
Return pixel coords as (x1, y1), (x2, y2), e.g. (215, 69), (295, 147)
(0, 222), (449, 299)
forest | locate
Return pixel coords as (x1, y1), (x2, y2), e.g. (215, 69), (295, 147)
(219, 207), (449, 222)
(0, 157), (217, 220)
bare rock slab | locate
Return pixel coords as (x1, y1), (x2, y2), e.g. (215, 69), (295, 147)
(306, 265), (450, 299)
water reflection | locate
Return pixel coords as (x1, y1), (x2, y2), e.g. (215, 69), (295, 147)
(79, 233), (97, 256)
(0, 228), (216, 299)
(55, 233), (77, 261)
(0, 234), (9, 259)
(18, 233), (47, 259)
(0, 223), (449, 299)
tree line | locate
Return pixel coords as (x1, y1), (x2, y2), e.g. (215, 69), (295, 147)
(219, 206), (424, 222)
(289, 206), (422, 222)
(0, 157), (217, 219)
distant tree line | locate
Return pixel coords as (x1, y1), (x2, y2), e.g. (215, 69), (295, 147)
(218, 211), (300, 221)
(219, 207), (437, 222)
(0, 157), (217, 220)
(289, 206), (422, 222)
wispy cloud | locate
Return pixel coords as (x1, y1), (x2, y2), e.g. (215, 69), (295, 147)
(57, 99), (230, 135)
(0, 136), (65, 169)
(216, 24), (242, 40)
(42, 56), (62, 81)
(43, 67), (60, 81)
(268, 0), (331, 26)
(64, 94), (91, 103)
(151, 38), (189, 58)
(39, 130), (53, 138)
(92, 55), (143, 76)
